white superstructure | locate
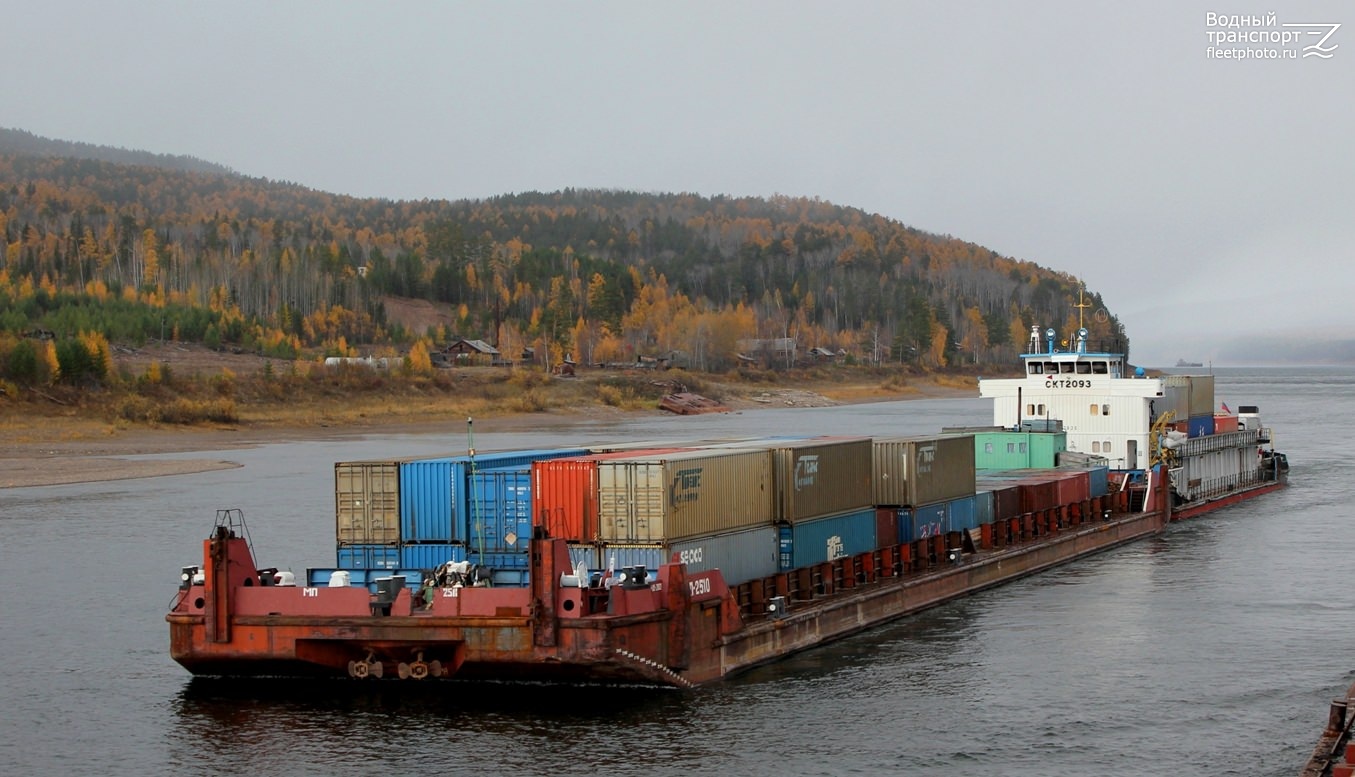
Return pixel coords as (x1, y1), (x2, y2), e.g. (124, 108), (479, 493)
(979, 325), (1161, 471)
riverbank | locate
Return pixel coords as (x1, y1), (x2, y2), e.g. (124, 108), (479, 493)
(0, 374), (979, 488)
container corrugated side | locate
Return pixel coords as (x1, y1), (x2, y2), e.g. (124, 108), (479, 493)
(1087, 466), (1109, 498)
(911, 501), (949, 539)
(1163, 375), (1215, 419)
(896, 508), (914, 543)
(398, 458), (464, 543)
(769, 438), (874, 522)
(1187, 415), (1216, 438)
(974, 490), (995, 526)
(596, 449), (773, 543)
(875, 507), (899, 548)
(599, 524), (779, 587)
(873, 434), (977, 507)
(977, 482), (1022, 521)
(400, 542), (467, 570)
(788, 507), (879, 568)
(400, 448), (588, 544)
(468, 467), (532, 554)
(532, 449), (687, 542)
(946, 494), (979, 532)
(1213, 414), (1240, 434)
(335, 461), (401, 545)
(337, 544), (400, 569)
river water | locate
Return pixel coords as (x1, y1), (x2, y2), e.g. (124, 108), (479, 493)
(1, 367), (1350, 776)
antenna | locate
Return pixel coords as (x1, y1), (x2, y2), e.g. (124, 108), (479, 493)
(1074, 285), (1092, 331)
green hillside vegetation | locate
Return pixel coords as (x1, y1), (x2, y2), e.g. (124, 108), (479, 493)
(0, 128), (1127, 424)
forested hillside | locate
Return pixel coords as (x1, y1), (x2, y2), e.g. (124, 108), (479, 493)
(0, 128), (1127, 387)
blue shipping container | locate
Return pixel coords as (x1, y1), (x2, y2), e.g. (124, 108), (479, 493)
(599, 525), (780, 586)
(471, 550), (530, 569)
(946, 494), (978, 532)
(399, 542), (466, 570)
(975, 490), (995, 526)
(337, 544), (400, 570)
(908, 502), (949, 541)
(1187, 415), (1215, 438)
(400, 448), (588, 544)
(789, 507), (878, 568)
(896, 508), (914, 543)
(1087, 466), (1109, 498)
(468, 467), (533, 554)
(306, 568), (425, 592)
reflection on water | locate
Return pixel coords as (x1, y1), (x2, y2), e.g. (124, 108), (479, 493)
(4, 373), (1355, 776)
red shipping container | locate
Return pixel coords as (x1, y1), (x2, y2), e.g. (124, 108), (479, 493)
(532, 449), (688, 542)
(1214, 414), (1239, 433)
(1053, 470), (1090, 507)
(1017, 476), (1058, 514)
(875, 507), (899, 549)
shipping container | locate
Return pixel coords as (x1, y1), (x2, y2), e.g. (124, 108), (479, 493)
(971, 430), (1066, 469)
(1051, 469), (1090, 506)
(909, 501), (949, 540)
(785, 507), (879, 569)
(599, 524), (779, 586)
(337, 543), (400, 570)
(467, 467), (532, 554)
(1163, 375), (1215, 419)
(896, 508), (914, 544)
(399, 542), (466, 571)
(975, 490), (995, 526)
(872, 434), (977, 507)
(982, 483), (1022, 521)
(947, 494), (979, 532)
(531, 449), (689, 542)
(568, 543), (599, 571)
(1018, 477), (1059, 514)
(770, 437), (874, 523)
(399, 448), (587, 544)
(1213, 414), (1240, 434)
(335, 461), (401, 545)
(875, 507), (899, 549)
(1086, 465), (1109, 498)
(306, 567), (424, 592)
(595, 449), (774, 542)
(1187, 415), (1216, 438)
(471, 550), (530, 569)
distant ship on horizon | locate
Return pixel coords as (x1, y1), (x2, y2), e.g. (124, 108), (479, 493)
(1175, 359), (1203, 368)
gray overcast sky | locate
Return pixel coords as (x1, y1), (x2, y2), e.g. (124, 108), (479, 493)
(4, 1), (1350, 365)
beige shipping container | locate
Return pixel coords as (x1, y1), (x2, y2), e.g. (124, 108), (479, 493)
(768, 437), (874, 523)
(334, 461), (401, 545)
(1162, 375), (1215, 418)
(596, 449), (773, 543)
(873, 434), (977, 507)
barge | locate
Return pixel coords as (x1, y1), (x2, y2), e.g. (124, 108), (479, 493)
(168, 320), (1287, 687)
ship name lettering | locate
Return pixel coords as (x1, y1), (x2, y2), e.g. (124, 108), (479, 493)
(302, 587), (319, 597)
(1045, 378), (1092, 389)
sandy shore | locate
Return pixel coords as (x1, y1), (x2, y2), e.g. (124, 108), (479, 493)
(0, 382), (974, 489)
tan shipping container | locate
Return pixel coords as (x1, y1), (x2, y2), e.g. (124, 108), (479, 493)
(1162, 375), (1215, 418)
(872, 434), (977, 507)
(596, 449), (774, 543)
(334, 461), (401, 545)
(769, 437), (874, 523)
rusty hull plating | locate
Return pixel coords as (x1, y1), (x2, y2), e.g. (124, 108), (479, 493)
(169, 473), (1170, 688)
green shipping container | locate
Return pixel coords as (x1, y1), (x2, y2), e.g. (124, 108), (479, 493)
(972, 430), (1067, 470)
